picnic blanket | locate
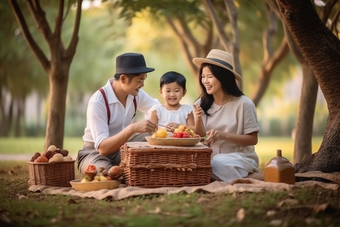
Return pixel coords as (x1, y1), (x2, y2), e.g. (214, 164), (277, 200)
(28, 171), (340, 201)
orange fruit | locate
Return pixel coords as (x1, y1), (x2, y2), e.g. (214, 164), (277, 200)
(156, 128), (168, 138)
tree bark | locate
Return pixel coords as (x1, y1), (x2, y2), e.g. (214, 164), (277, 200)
(277, 0), (340, 173)
(45, 66), (69, 149)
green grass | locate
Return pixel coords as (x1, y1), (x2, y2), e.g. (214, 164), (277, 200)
(0, 137), (84, 155)
(0, 161), (339, 227)
(0, 137), (338, 227)
(0, 136), (323, 166)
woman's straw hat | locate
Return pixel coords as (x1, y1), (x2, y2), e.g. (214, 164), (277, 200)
(192, 49), (242, 81)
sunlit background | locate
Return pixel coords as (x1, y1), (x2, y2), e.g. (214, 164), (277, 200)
(1, 0), (328, 142)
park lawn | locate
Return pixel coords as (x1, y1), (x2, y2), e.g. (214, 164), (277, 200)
(0, 157), (339, 227)
(0, 136), (323, 166)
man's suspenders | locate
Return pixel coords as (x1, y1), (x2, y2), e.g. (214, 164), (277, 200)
(99, 88), (136, 125)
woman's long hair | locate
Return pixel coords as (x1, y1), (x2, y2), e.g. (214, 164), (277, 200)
(198, 63), (244, 115)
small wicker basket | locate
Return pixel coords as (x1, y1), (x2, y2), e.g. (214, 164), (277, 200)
(28, 161), (76, 187)
(120, 142), (212, 188)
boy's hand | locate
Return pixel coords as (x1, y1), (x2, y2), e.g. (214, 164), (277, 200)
(166, 123), (180, 132)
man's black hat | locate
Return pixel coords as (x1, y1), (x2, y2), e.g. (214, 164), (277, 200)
(116, 53), (155, 74)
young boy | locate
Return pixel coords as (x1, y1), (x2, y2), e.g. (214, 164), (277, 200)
(77, 52), (160, 174)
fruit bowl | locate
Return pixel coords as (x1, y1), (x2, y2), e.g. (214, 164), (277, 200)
(70, 179), (122, 192)
(145, 136), (201, 146)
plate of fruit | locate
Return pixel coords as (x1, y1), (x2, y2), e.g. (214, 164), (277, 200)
(146, 125), (202, 146)
(70, 165), (123, 192)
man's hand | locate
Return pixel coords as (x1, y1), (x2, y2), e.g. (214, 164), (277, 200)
(132, 120), (158, 134)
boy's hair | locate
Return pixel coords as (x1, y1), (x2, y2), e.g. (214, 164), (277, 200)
(114, 73), (140, 81)
(160, 71), (186, 90)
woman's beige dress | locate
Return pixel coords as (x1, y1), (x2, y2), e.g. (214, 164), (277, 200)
(195, 95), (260, 183)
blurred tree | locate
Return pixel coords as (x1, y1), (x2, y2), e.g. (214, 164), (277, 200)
(8, 0), (82, 149)
(277, 0), (340, 173)
(0, 1), (48, 137)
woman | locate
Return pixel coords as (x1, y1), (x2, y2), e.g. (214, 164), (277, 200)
(192, 49), (264, 183)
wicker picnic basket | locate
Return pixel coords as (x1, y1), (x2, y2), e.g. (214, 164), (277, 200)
(27, 161), (76, 187)
(120, 142), (212, 188)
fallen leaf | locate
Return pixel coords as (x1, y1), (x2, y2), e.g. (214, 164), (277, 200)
(7, 170), (16, 175)
(236, 208), (245, 222)
(305, 217), (321, 225)
(266, 210), (277, 216)
(148, 207), (161, 214)
(277, 198), (298, 207)
(197, 197), (209, 203)
(269, 219), (282, 226)
(313, 203), (329, 213)
(134, 205), (142, 214)
(18, 194), (28, 200)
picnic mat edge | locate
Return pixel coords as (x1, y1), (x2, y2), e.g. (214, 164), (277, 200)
(28, 171), (340, 200)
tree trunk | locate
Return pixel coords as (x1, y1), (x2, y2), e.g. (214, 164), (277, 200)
(0, 88), (8, 137)
(277, 0), (340, 173)
(293, 63), (318, 164)
(45, 66), (69, 150)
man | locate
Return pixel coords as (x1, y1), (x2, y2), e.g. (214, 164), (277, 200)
(77, 52), (160, 174)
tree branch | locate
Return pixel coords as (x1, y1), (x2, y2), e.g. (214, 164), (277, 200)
(27, 0), (53, 41)
(63, 0), (72, 22)
(266, 37), (289, 74)
(262, 3), (277, 64)
(202, 20), (214, 53)
(8, 0), (50, 72)
(224, 0), (240, 53)
(224, 0), (242, 84)
(65, 0), (82, 61)
(319, 0), (337, 24)
(165, 16), (200, 76)
(330, 7), (340, 33)
(202, 0), (230, 51)
(54, 0), (64, 38)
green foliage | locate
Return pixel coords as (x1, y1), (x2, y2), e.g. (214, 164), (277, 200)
(114, 0), (206, 24)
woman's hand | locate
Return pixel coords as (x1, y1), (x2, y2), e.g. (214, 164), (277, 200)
(206, 129), (224, 145)
(206, 130), (258, 146)
(193, 104), (204, 119)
